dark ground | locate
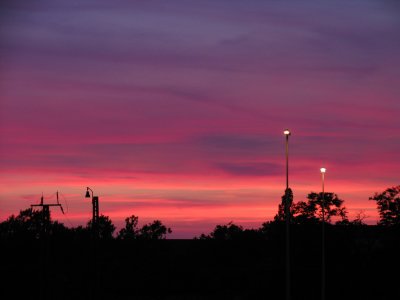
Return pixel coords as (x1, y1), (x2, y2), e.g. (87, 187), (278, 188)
(1, 225), (399, 300)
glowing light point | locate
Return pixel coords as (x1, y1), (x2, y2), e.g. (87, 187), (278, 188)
(284, 129), (291, 136)
(320, 167), (326, 173)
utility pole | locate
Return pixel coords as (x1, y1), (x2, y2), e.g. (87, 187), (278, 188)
(31, 191), (64, 235)
(30, 192), (64, 300)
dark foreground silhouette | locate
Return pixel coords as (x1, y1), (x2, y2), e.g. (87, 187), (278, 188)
(1, 224), (399, 300)
(1, 185), (399, 299)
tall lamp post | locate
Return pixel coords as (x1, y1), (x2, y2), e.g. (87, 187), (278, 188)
(85, 187), (99, 234)
(284, 129), (291, 300)
(320, 167), (326, 300)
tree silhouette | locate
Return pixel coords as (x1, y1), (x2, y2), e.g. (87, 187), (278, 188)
(117, 215), (139, 240)
(336, 210), (369, 226)
(87, 215), (115, 239)
(0, 208), (42, 239)
(352, 210), (368, 226)
(199, 222), (262, 240)
(274, 188), (294, 222)
(369, 185), (400, 226)
(206, 222), (243, 240)
(292, 192), (348, 224)
(0, 208), (69, 239)
(138, 220), (172, 240)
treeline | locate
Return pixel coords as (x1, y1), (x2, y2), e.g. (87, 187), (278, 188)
(199, 185), (400, 239)
(0, 211), (171, 241)
(0, 185), (399, 241)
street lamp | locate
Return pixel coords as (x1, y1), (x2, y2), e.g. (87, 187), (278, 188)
(283, 129), (291, 300)
(320, 167), (326, 300)
(284, 129), (291, 190)
(85, 187), (99, 231)
(85, 187), (99, 297)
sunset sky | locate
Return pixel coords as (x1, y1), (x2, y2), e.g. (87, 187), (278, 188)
(1, 0), (399, 238)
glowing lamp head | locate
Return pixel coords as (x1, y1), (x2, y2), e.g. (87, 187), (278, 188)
(320, 167), (326, 173)
(85, 188), (91, 198)
(283, 129), (291, 136)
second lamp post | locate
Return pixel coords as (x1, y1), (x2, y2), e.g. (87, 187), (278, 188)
(320, 167), (326, 300)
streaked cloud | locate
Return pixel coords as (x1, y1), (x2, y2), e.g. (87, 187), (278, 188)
(0, 0), (399, 237)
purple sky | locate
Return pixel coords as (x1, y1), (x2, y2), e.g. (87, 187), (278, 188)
(1, 0), (399, 237)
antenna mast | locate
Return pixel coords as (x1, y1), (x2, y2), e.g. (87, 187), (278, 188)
(31, 191), (65, 234)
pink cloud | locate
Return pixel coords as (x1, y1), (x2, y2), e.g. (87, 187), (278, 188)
(0, 0), (398, 237)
